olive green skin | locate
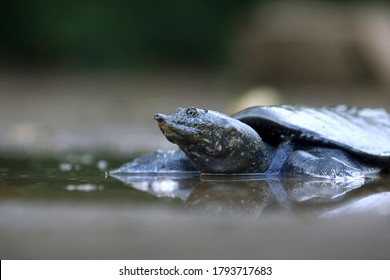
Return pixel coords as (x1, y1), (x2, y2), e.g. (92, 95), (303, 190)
(154, 107), (274, 173)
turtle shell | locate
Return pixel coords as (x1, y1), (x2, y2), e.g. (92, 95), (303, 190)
(232, 105), (390, 163)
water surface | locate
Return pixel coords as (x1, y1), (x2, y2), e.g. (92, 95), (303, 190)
(1, 155), (390, 259)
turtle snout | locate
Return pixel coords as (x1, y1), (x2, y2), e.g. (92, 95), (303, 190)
(154, 113), (167, 122)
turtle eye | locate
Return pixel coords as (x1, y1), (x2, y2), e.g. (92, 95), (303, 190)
(186, 107), (198, 117)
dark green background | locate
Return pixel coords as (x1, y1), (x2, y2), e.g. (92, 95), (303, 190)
(0, 0), (376, 69)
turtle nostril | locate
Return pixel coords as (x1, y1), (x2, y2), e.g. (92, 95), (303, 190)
(154, 113), (166, 122)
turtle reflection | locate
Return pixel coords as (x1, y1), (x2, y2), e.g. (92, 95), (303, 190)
(110, 173), (390, 217)
(181, 180), (274, 217)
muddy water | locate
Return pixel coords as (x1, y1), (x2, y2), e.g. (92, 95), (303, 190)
(1, 155), (390, 259)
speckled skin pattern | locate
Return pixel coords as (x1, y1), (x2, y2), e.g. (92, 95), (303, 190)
(154, 107), (274, 173)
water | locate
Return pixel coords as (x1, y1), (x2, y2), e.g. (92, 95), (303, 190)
(1, 155), (390, 259)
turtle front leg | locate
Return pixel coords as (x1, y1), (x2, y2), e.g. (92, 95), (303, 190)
(282, 150), (363, 179)
(110, 150), (198, 174)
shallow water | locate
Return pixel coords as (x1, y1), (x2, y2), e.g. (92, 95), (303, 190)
(1, 155), (390, 259)
(0, 155), (176, 206)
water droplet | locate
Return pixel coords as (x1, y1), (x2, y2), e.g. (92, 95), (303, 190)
(96, 160), (108, 171)
(59, 162), (72, 172)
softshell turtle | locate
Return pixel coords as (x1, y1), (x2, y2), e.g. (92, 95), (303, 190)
(112, 105), (390, 178)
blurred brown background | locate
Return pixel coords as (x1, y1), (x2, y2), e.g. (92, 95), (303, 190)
(1, 0), (390, 156)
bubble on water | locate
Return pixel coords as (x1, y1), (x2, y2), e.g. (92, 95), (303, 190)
(59, 162), (72, 172)
(96, 160), (108, 171)
(66, 184), (100, 192)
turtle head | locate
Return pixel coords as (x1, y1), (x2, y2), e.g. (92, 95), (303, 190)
(154, 107), (270, 173)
